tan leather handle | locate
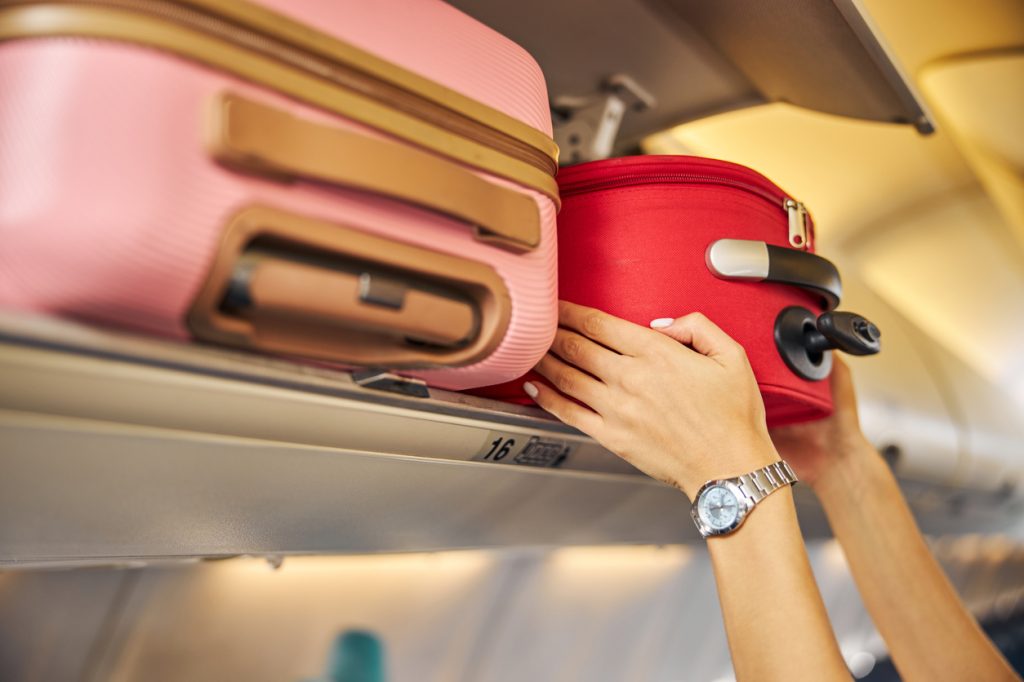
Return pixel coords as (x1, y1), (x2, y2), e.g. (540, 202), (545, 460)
(208, 93), (541, 252)
(188, 205), (512, 368)
(233, 253), (476, 347)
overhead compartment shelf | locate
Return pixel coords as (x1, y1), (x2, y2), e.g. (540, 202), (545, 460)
(0, 313), (1017, 567)
(0, 313), (694, 566)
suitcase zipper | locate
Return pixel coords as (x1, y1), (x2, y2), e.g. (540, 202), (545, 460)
(783, 199), (810, 249)
(1, 0), (558, 181)
(560, 173), (812, 250)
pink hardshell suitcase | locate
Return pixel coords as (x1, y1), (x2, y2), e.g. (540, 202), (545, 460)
(0, 0), (560, 390)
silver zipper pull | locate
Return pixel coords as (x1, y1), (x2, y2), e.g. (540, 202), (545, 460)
(785, 198), (809, 250)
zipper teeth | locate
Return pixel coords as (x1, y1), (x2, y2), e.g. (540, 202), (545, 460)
(40, 0), (556, 177)
(560, 173), (786, 208)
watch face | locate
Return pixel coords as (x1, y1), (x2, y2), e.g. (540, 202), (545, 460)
(698, 485), (741, 531)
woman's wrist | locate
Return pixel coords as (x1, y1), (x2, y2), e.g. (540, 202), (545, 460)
(810, 433), (885, 500)
(671, 436), (782, 499)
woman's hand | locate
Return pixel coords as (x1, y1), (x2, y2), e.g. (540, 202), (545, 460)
(768, 357), (872, 489)
(527, 304), (856, 680)
(525, 301), (779, 498)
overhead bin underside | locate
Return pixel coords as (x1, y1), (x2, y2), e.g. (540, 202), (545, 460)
(448, 0), (933, 159)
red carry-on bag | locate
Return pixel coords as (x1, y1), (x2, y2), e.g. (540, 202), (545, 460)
(476, 155), (880, 427)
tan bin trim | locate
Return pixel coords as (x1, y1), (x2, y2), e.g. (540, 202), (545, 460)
(209, 93), (541, 253)
(188, 205), (512, 369)
(0, 2), (560, 206)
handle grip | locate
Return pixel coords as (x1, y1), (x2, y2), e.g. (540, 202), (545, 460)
(209, 93), (541, 252)
(807, 311), (881, 356)
(187, 205), (512, 369)
(706, 239), (842, 310)
(225, 251), (478, 348)
(774, 307), (881, 381)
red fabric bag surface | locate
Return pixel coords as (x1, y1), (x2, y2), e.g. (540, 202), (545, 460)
(475, 155), (840, 427)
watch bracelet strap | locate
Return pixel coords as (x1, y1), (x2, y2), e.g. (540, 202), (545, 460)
(735, 460), (798, 505)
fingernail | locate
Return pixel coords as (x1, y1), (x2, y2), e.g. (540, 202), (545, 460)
(650, 318), (674, 329)
(522, 381), (539, 399)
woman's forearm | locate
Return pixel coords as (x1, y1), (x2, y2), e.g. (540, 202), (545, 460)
(813, 438), (1018, 681)
(708, 485), (849, 682)
(527, 305), (858, 681)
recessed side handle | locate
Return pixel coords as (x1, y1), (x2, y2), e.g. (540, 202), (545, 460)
(208, 93), (541, 252)
(706, 239), (842, 310)
(188, 205), (512, 368)
(225, 251), (478, 348)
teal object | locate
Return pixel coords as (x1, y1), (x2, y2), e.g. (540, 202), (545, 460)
(304, 630), (386, 682)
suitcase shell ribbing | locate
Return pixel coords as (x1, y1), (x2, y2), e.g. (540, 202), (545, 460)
(0, 0), (559, 390)
(476, 155), (836, 427)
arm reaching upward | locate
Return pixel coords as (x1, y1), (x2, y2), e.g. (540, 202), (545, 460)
(770, 359), (1020, 682)
(527, 303), (850, 681)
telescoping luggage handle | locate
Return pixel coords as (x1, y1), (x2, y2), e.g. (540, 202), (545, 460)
(188, 205), (512, 368)
(706, 239), (881, 381)
(207, 93), (542, 253)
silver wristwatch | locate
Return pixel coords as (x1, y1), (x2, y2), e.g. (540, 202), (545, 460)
(691, 460), (798, 538)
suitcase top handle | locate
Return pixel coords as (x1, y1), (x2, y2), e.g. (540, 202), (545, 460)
(705, 239), (842, 310)
(0, 0), (559, 202)
(209, 94), (541, 253)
